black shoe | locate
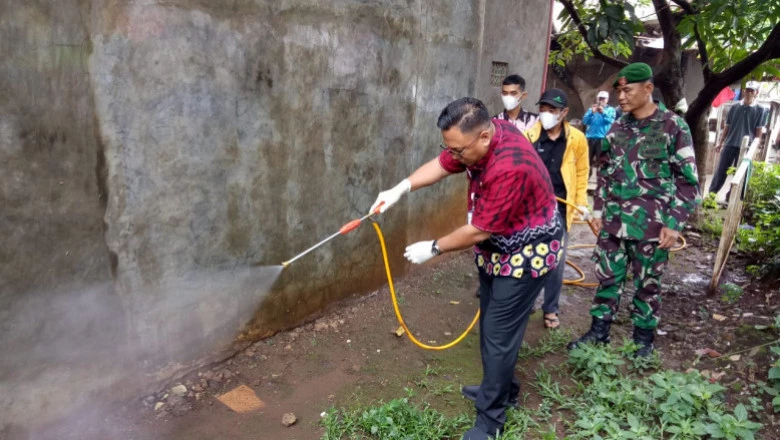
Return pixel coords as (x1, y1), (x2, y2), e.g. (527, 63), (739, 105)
(567, 317), (612, 351)
(461, 385), (519, 408)
(632, 327), (655, 357)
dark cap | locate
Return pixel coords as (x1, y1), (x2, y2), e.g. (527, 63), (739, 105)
(536, 88), (568, 108)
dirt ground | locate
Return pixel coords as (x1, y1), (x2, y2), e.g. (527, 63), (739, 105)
(17, 222), (780, 440)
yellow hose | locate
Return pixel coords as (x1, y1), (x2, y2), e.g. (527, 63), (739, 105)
(372, 221), (480, 350)
(370, 198), (688, 350)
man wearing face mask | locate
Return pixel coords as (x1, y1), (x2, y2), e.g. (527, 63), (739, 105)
(371, 97), (563, 440)
(493, 74), (538, 133)
(524, 89), (590, 330)
(567, 63), (700, 357)
(583, 91), (616, 177)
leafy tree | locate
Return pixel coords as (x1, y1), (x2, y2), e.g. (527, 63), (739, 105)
(553, 0), (780, 179)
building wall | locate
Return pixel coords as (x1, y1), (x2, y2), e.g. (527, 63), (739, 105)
(0, 0), (552, 430)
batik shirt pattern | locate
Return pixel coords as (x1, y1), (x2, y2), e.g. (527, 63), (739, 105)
(439, 120), (563, 278)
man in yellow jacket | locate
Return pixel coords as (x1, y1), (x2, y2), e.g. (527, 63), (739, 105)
(524, 88), (590, 329)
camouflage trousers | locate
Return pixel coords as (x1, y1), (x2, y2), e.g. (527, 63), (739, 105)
(589, 232), (669, 330)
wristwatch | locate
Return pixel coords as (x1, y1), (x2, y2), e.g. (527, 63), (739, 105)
(431, 240), (441, 256)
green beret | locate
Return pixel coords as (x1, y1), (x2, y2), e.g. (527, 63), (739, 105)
(613, 62), (653, 87)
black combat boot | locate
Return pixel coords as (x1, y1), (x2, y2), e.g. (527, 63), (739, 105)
(632, 327), (655, 357)
(567, 317), (612, 350)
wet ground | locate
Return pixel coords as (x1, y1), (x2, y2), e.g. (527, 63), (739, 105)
(14, 221), (780, 440)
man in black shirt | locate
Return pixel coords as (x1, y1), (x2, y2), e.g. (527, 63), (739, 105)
(524, 89), (590, 329)
(709, 81), (767, 198)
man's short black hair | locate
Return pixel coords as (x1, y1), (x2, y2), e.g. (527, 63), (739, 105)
(437, 97), (491, 134)
(502, 74), (526, 90)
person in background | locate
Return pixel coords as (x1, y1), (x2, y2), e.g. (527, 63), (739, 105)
(523, 89), (590, 330)
(493, 74), (538, 133)
(567, 63), (700, 358)
(371, 97), (563, 439)
(583, 91), (616, 177)
(708, 81), (767, 200)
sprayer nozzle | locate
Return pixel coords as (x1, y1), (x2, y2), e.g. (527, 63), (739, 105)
(281, 261), (290, 269)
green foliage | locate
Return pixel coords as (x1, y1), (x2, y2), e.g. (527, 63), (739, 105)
(564, 344), (762, 440)
(553, 0), (780, 81)
(678, 0), (780, 78)
(769, 344), (780, 412)
(702, 192), (719, 210)
(551, 1), (639, 66)
(768, 315), (780, 413)
(516, 328), (573, 361)
(320, 393), (470, 439)
(736, 163), (780, 277)
(719, 282), (744, 304)
(698, 191), (724, 238)
(567, 341), (626, 380)
(322, 342), (765, 439)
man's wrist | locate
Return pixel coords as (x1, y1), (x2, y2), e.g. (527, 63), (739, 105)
(431, 240), (441, 256)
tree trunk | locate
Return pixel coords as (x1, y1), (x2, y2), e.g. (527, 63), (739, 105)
(689, 111), (710, 191)
(651, 0), (684, 111)
(685, 75), (739, 189)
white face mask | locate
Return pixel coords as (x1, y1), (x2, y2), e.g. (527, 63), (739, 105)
(539, 111), (561, 130)
(501, 95), (520, 111)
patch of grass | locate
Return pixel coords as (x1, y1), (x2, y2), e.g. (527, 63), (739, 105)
(516, 328), (574, 361)
(322, 343), (764, 440)
(720, 282), (744, 304)
(320, 389), (471, 440)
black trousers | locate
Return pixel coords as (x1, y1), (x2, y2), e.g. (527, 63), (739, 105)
(708, 146), (741, 196)
(472, 270), (547, 437)
(587, 138), (604, 176)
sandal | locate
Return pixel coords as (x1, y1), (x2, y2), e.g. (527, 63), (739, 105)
(544, 313), (560, 330)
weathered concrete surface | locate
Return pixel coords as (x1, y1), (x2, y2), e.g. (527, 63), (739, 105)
(0, 0), (552, 432)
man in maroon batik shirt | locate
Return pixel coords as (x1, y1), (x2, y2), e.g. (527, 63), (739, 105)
(370, 97), (564, 440)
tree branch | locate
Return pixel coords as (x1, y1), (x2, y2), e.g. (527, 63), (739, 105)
(652, 0), (681, 62)
(714, 21), (780, 84)
(668, 0), (695, 15)
(558, 0), (628, 69)
(668, 0), (712, 81)
(693, 25), (712, 80)
(686, 21), (780, 128)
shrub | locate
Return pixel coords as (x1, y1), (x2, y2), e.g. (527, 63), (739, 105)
(736, 162), (780, 278)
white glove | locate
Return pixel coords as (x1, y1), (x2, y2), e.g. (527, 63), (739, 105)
(370, 179), (411, 214)
(577, 206), (591, 221)
(404, 240), (436, 264)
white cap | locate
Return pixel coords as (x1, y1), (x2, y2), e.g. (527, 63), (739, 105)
(746, 81), (760, 91)
(597, 91), (609, 99)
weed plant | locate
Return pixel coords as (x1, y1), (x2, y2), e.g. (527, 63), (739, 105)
(320, 389), (470, 439)
(321, 343), (763, 439)
(517, 329), (574, 361)
(737, 162), (780, 278)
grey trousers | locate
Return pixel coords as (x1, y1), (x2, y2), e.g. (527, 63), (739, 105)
(542, 230), (569, 315)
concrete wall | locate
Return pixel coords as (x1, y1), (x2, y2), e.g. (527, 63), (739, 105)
(477, 1), (552, 114)
(0, 0), (552, 431)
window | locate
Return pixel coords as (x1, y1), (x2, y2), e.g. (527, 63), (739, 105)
(490, 62), (508, 87)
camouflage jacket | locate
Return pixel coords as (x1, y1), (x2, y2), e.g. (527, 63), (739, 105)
(593, 107), (700, 240)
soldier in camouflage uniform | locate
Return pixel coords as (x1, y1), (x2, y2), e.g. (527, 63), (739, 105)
(568, 63), (701, 357)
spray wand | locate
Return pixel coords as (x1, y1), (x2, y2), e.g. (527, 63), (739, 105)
(281, 202), (384, 268)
